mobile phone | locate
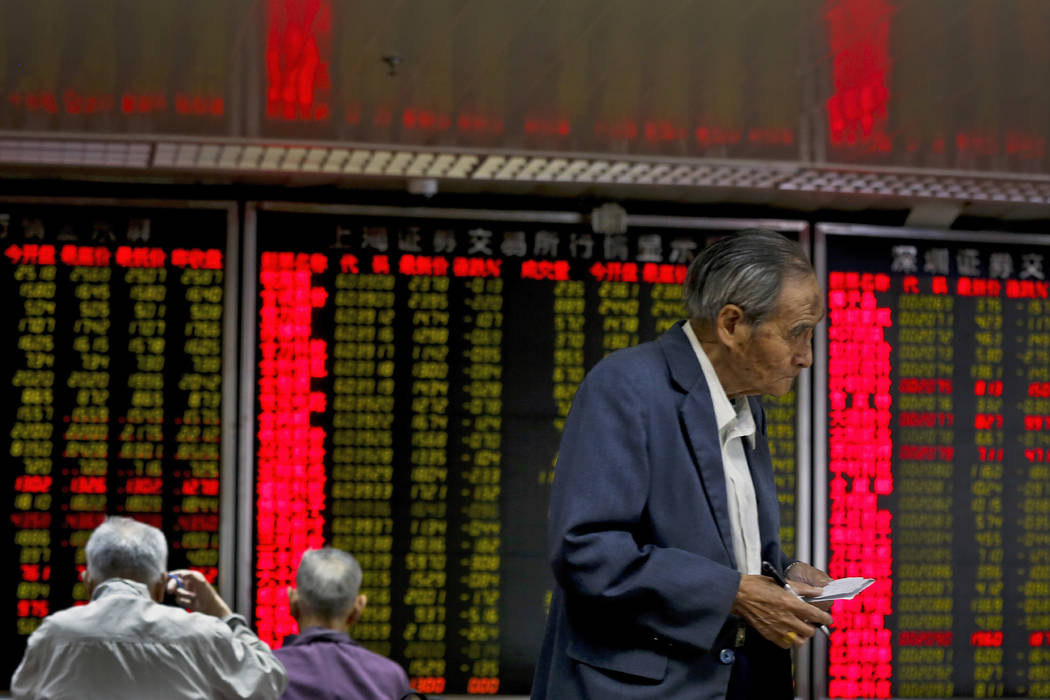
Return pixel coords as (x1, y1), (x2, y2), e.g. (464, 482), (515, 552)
(162, 573), (185, 607)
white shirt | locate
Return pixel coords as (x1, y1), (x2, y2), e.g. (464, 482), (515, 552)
(11, 578), (288, 700)
(683, 321), (762, 575)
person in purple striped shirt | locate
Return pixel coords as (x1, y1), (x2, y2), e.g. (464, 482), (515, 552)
(276, 547), (412, 700)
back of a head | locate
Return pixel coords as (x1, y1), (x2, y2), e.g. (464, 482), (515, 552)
(85, 516), (168, 585)
(682, 229), (814, 326)
(297, 547), (363, 619)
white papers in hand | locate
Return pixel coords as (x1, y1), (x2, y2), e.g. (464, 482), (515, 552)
(802, 577), (875, 603)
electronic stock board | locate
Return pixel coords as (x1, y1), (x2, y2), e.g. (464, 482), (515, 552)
(245, 204), (808, 696)
(1, 198), (237, 686)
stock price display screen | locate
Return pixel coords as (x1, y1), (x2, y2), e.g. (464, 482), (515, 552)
(0, 201), (229, 686)
(252, 208), (802, 695)
(823, 227), (1050, 698)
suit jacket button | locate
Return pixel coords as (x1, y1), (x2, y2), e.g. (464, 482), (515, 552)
(719, 648), (735, 665)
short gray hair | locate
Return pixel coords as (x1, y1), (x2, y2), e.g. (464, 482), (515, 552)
(296, 548), (363, 618)
(683, 229), (813, 325)
(85, 516), (168, 584)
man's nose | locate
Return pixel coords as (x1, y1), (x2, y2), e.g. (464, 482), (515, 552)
(795, 341), (813, 369)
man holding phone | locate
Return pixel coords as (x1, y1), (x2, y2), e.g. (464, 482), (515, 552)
(11, 516), (287, 699)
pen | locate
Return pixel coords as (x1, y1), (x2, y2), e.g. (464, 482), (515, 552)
(762, 560), (831, 639)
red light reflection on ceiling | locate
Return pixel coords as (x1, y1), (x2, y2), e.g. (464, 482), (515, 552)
(825, 0), (892, 151)
(8, 90), (221, 118)
(266, 0), (332, 121)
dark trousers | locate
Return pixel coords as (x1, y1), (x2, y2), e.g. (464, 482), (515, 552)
(725, 628), (794, 700)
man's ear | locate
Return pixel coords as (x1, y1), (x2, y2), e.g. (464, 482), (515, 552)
(288, 587), (300, 619)
(149, 575), (167, 603)
(82, 570), (97, 598)
(715, 304), (747, 348)
(346, 594), (367, 626)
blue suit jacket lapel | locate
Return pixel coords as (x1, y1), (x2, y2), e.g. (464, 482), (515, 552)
(660, 322), (737, 569)
(743, 396), (782, 564)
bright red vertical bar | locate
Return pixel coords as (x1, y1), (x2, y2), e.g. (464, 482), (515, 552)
(826, 272), (894, 699)
(256, 251), (328, 648)
(824, 0), (893, 152)
(265, 0), (332, 121)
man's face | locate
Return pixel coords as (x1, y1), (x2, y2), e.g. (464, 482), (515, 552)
(731, 274), (823, 397)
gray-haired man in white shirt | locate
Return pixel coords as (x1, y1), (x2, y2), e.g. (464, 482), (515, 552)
(11, 516), (287, 699)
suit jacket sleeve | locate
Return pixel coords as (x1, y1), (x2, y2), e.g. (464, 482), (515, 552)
(548, 354), (742, 653)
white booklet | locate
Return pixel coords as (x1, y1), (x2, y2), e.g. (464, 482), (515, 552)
(801, 577), (875, 603)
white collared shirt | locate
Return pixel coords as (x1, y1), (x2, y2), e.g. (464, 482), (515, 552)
(683, 321), (762, 575)
(11, 578), (288, 699)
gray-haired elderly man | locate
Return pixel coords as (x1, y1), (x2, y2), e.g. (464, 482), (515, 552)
(275, 547), (411, 700)
(531, 230), (834, 700)
(11, 516), (287, 699)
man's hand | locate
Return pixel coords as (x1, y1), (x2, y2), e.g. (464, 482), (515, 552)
(786, 561), (834, 612)
(731, 574), (833, 649)
(166, 569), (233, 619)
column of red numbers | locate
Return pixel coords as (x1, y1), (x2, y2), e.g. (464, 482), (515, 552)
(827, 271), (894, 699)
(256, 252), (328, 647)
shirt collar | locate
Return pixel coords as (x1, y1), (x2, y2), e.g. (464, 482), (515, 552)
(682, 321), (756, 448)
(285, 627), (357, 647)
(91, 578), (154, 602)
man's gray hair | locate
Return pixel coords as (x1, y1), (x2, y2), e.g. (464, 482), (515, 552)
(683, 229), (814, 325)
(296, 548), (363, 618)
(85, 516), (168, 584)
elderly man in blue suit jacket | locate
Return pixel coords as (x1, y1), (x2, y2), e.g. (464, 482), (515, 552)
(532, 230), (834, 700)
